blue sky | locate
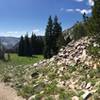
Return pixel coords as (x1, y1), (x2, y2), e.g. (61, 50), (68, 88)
(0, 0), (94, 37)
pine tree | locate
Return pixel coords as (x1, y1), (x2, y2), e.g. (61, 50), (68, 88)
(83, 12), (88, 23)
(44, 16), (65, 58)
(18, 36), (24, 56)
(52, 16), (64, 55)
(31, 33), (37, 55)
(92, 0), (100, 34)
(24, 34), (32, 57)
(44, 16), (53, 58)
(0, 40), (5, 60)
(35, 36), (44, 54)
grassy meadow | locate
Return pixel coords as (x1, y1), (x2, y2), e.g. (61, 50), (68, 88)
(0, 53), (43, 66)
(0, 53), (44, 83)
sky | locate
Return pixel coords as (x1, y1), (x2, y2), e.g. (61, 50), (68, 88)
(0, 0), (94, 37)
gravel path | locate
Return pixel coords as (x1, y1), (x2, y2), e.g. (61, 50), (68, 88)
(0, 82), (25, 100)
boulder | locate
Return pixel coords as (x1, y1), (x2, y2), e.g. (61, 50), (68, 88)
(82, 91), (92, 100)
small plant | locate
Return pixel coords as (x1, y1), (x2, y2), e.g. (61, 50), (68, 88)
(18, 85), (34, 98)
(44, 81), (57, 95)
(68, 65), (77, 73)
(97, 67), (100, 73)
(87, 44), (100, 58)
(3, 74), (12, 82)
(89, 69), (96, 78)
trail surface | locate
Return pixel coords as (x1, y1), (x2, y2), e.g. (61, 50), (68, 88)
(0, 82), (25, 100)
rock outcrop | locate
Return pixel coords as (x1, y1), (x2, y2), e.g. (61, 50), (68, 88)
(27, 36), (100, 100)
(33, 36), (100, 69)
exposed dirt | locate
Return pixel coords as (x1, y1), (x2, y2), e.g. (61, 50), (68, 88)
(0, 82), (25, 100)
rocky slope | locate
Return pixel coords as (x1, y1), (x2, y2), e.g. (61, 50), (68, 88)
(2, 36), (100, 100)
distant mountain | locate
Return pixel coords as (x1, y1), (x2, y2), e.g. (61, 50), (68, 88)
(0, 37), (20, 50)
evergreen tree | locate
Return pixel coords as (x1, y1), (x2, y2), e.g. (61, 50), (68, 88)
(92, 0), (100, 34)
(31, 33), (37, 55)
(35, 36), (44, 54)
(24, 34), (32, 57)
(18, 36), (24, 56)
(83, 12), (88, 23)
(44, 16), (65, 58)
(52, 16), (64, 54)
(0, 40), (5, 60)
(44, 16), (53, 58)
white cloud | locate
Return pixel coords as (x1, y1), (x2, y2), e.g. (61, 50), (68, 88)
(74, 0), (84, 2)
(0, 31), (25, 37)
(75, 9), (92, 14)
(0, 29), (44, 37)
(74, 0), (94, 6)
(32, 29), (40, 33)
(65, 8), (92, 14)
(88, 0), (94, 6)
(32, 29), (44, 36)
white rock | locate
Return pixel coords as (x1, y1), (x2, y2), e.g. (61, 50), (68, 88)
(69, 84), (75, 90)
(82, 91), (92, 100)
(58, 52), (64, 57)
(81, 81), (86, 89)
(59, 48), (64, 52)
(40, 91), (44, 94)
(93, 42), (99, 47)
(74, 57), (80, 63)
(57, 61), (62, 66)
(93, 63), (97, 69)
(57, 81), (65, 88)
(28, 95), (36, 100)
(50, 57), (55, 62)
(57, 70), (60, 74)
(44, 79), (49, 83)
(33, 63), (38, 67)
(81, 49), (87, 62)
(86, 82), (91, 89)
(59, 74), (63, 77)
(59, 67), (64, 72)
(72, 96), (79, 100)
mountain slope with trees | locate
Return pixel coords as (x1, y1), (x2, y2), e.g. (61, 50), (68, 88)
(0, 0), (100, 100)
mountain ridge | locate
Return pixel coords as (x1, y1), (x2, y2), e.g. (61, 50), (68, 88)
(0, 36), (20, 50)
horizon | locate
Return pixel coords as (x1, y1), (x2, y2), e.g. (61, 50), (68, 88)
(0, 0), (94, 37)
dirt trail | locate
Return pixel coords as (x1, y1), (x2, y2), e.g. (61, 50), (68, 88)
(0, 82), (25, 100)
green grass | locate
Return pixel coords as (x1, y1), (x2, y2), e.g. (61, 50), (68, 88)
(0, 53), (100, 99)
(0, 53), (44, 82)
(0, 53), (44, 66)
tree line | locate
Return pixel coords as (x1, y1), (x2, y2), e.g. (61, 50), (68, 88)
(18, 0), (100, 58)
(44, 16), (66, 58)
(18, 16), (66, 58)
(18, 33), (44, 57)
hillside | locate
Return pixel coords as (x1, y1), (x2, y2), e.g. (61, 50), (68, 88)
(0, 37), (20, 50)
(1, 36), (100, 100)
